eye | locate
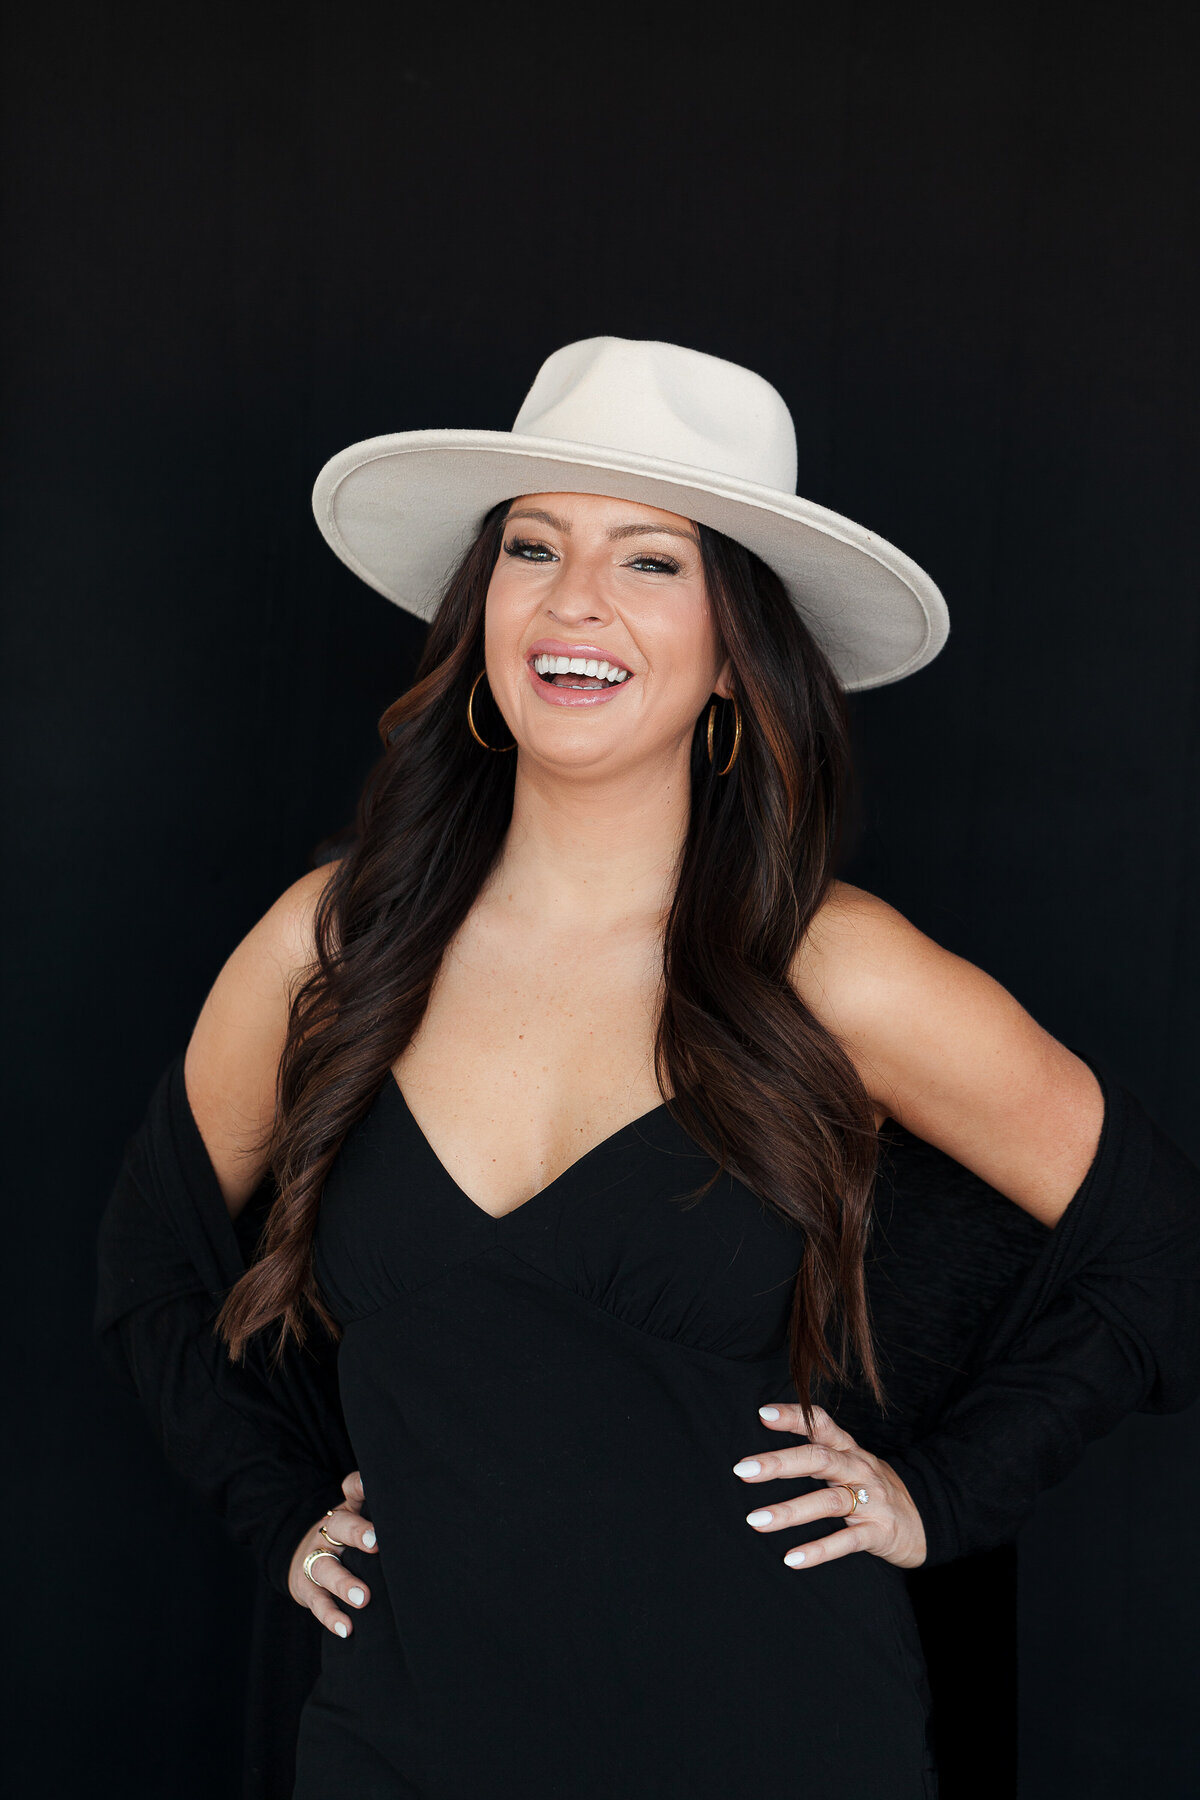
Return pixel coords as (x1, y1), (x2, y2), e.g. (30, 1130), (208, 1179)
(501, 538), (682, 575)
(507, 536), (564, 558)
(626, 554), (681, 575)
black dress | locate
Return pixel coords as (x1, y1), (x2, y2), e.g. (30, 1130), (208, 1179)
(295, 1074), (938, 1798)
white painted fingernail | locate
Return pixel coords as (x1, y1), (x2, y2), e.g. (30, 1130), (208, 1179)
(784, 1549), (806, 1567)
(733, 1459), (762, 1478)
(348, 1587), (365, 1606)
(759, 1406), (780, 1420)
(746, 1509), (774, 1527)
(334, 1622), (349, 1637)
(362, 1529), (376, 1548)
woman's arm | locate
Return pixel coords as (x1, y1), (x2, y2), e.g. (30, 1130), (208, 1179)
(95, 859), (367, 1609)
(790, 882), (1200, 1565)
(881, 1064), (1200, 1563)
(795, 881), (1106, 1225)
(183, 861), (340, 1219)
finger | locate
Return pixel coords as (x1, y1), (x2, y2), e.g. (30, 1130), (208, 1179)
(743, 1480), (869, 1535)
(732, 1440), (844, 1483)
(304, 1547), (373, 1616)
(322, 1505), (378, 1552)
(307, 1586), (356, 1638)
(342, 1469), (366, 1507)
(757, 1402), (859, 1453)
(783, 1520), (876, 1570)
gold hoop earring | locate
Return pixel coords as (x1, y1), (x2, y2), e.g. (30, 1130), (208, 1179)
(467, 669), (516, 752)
(706, 694), (741, 776)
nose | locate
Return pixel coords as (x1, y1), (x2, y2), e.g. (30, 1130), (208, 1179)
(545, 553), (610, 626)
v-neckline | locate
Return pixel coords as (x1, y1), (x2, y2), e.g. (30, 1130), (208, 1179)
(384, 1071), (671, 1223)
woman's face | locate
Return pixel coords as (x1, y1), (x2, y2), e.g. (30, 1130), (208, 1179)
(483, 491), (733, 772)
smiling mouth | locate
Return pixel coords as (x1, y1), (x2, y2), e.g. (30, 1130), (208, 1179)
(529, 654), (634, 692)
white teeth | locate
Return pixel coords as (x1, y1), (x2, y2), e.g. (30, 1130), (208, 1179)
(531, 653), (630, 683)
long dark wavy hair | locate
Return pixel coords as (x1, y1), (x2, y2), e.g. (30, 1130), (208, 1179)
(215, 498), (888, 1434)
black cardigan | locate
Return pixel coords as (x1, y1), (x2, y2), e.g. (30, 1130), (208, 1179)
(94, 1046), (1200, 1799)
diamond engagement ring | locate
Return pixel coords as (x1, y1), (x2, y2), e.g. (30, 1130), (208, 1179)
(837, 1484), (870, 1514)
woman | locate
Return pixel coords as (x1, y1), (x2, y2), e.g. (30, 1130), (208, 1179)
(100, 338), (1200, 1798)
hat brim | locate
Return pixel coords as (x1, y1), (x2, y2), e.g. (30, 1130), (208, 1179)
(311, 429), (949, 691)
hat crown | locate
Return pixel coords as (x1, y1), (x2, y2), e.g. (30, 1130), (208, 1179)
(511, 337), (799, 495)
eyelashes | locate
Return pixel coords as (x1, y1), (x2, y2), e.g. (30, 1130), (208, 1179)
(502, 536), (682, 576)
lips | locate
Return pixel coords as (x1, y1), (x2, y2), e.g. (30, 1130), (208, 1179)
(523, 657), (631, 710)
(524, 638), (634, 676)
(530, 655), (630, 692)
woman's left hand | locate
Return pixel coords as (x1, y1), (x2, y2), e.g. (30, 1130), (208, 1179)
(733, 1402), (927, 1570)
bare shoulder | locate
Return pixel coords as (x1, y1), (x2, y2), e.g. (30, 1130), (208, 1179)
(791, 879), (950, 1057)
(791, 880), (1105, 1226)
(793, 879), (922, 992)
(183, 859), (343, 1218)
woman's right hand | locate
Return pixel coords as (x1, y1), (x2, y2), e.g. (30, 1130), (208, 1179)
(287, 1469), (378, 1637)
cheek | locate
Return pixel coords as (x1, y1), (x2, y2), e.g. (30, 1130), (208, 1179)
(482, 579), (528, 657)
(646, 598), (722, 692)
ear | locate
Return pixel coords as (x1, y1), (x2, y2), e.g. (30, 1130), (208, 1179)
(712, 655), (734, 699)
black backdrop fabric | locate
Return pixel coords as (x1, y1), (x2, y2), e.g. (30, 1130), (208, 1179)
(4, 2), (1198, 1795)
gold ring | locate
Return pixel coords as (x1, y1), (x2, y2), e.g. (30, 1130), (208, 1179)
(836, 1483), (870, 1514)
(303, 1548), (341, 1586)
(320, 1511), (351, 1548)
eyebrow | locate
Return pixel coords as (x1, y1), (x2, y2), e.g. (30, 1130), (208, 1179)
(504, 507), (700, 547)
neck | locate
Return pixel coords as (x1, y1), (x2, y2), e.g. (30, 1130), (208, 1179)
(482, 744), (693, 934)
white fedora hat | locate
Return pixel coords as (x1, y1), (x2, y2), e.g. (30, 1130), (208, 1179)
(311, 336), (949, 691)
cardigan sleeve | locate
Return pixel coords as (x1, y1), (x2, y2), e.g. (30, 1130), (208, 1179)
(94, 1056), (354, 1597)
(884, 1061), (1200, 1567)
(109, 1284), (351, 1596)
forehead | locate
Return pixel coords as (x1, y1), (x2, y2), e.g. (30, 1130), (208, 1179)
(505, 491), (698, 535)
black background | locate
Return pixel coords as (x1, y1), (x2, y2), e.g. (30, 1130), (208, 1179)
(5, 2), (1198, 1794)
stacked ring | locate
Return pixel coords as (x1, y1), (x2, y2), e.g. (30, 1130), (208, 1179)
(320, 1510), (351, 1548)
(303, 1548), (341, 1586)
